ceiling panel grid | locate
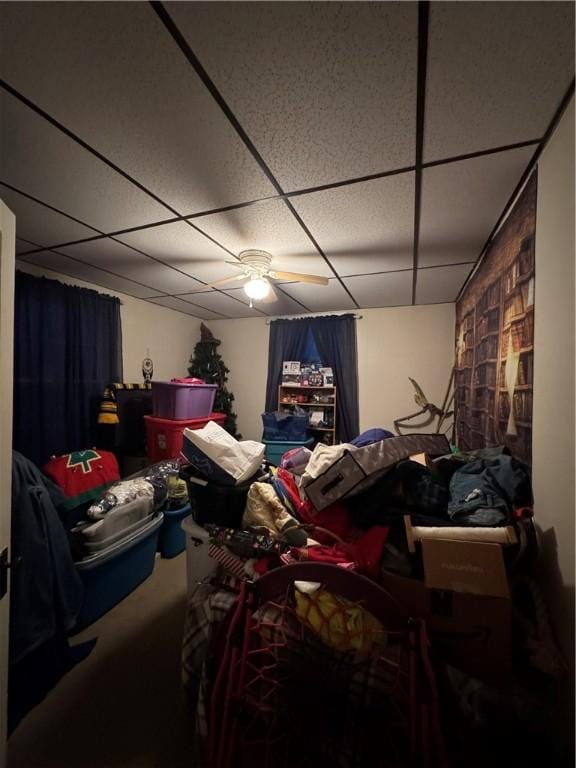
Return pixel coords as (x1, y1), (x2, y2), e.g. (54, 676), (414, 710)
(0, 1), (573, 317)
(424, 1), (575, 161)
(167, 1), (419, 190)
(0, 1), (276, 214)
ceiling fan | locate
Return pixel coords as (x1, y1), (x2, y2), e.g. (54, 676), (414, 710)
(200, 250), (329, 305)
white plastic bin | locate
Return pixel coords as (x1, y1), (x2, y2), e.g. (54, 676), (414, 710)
(181, 516), (217, 594)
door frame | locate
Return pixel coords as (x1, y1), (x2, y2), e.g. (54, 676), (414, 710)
(0, 200), (16, 766)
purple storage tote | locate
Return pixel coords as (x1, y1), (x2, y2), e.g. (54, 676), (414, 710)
(152, 381), (218, 420)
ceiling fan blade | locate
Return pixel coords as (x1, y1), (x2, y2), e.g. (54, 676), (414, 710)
(262, 282), (279, 303)
(207, 274), (249, 289)
(270, 270), (329, 285)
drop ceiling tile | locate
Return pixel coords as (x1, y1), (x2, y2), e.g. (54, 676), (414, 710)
(291, 173), (415, 276)
(0, 2), (275, 213)
(16, 237), (40, 255)
(178, 290), (265, 318)
(223, 286), (307, 317)
(117, 221), (238, 283)
(342, 271), (413, 308)
(145, 296), (221, 319)
(198, 199), (332, 277)
(57, 238), (206, 295)
(415, 264), (474, 305)
(0, 91), (169, 231)
(1, 184), (99, 248)
(168, 1), (418, 189)
(17, 253), (161, 299)
(419, 147), (534, 268)
(280, 280), (356, 313)
(425, 2), (575, 161)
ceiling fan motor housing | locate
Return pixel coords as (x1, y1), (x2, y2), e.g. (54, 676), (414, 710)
(238, 249), (273, 277)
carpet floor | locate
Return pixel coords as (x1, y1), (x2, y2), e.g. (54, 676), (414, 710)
(8, 552), (194, 768)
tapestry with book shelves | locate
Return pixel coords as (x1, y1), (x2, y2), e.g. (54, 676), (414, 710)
(454, 172), (536, 463)
(454, 308), (475, 450)
(495, 233), (535, 463)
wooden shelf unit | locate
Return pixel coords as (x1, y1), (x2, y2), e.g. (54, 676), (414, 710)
(278, 384), (337, 445)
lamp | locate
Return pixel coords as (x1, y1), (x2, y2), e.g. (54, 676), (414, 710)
(244, 276), (270, 300)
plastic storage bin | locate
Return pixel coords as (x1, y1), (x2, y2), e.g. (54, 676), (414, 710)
(152, 381), (218, 420)
(78, 512), (156, 555)
(263, 438), (314, 467)
(262, 411), (310, 441)
(72, 496), (154, 549)
(181, 465), (263, 528)
(145, 413), (226, 463)
(157, 503), (191, 558)
(73, 513), (163, 632)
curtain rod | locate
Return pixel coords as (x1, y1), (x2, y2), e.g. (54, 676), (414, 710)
(265, 313), (362, 325)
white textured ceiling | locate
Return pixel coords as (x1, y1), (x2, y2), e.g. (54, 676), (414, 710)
(424, 1), (576, 161)
(1, 1), (574, 318)
(167, 1), (419, 189)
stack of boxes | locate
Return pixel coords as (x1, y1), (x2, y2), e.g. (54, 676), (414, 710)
(144, 381), (226, 463)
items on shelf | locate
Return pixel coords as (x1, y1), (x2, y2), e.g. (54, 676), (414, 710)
(277, 360), (337, 445)
(281, 360), (334, 388)
(277, 382), (337, 445)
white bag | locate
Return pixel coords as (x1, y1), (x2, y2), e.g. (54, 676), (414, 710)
(183, 420), (265, 485)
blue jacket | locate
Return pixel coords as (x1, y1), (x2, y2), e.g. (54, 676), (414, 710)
(448, 454), (532, 526)
(10, 452), (84, 664)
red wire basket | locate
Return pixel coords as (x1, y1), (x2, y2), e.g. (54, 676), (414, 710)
(208, 563), (446, 768)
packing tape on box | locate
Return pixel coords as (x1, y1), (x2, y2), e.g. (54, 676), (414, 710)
(410, 525), (517, 545)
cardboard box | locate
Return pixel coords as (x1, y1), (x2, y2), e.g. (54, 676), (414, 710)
(381, 539), (512, 683)
(421, 539), (509, 599)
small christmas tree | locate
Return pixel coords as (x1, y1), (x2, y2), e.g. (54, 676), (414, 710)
(188, 323), (241, 438)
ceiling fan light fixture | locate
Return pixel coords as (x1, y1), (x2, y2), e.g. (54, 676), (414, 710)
(244, 276), (270, 300)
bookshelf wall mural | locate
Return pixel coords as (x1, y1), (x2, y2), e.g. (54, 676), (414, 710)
(455, 171), (536, 463)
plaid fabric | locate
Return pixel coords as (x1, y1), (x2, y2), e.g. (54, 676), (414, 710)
(182, 572), (425, 768)
(182, 580), (236, 749)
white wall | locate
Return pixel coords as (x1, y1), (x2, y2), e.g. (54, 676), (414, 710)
(209, 303), (455, 441)
(357, 304), (455, 434)
(15, 261), (202, 382)
(532, 97), (575, 673)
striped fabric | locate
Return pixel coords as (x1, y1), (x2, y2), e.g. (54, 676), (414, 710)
(97, 382), (151, 424)
(207, 544), (248, 580)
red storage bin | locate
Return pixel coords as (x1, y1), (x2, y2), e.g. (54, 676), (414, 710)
(144, 413), (226, 463)
(152, 381), (218, 419)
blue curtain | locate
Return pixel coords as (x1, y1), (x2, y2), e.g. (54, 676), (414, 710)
(309, 315), (359, 442)
(13, 272), (123, 466)
(265, 314), (359, 442)
(264, 317), (311, 412)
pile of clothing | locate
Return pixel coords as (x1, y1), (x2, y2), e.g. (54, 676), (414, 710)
(203, 430), (533, 583)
